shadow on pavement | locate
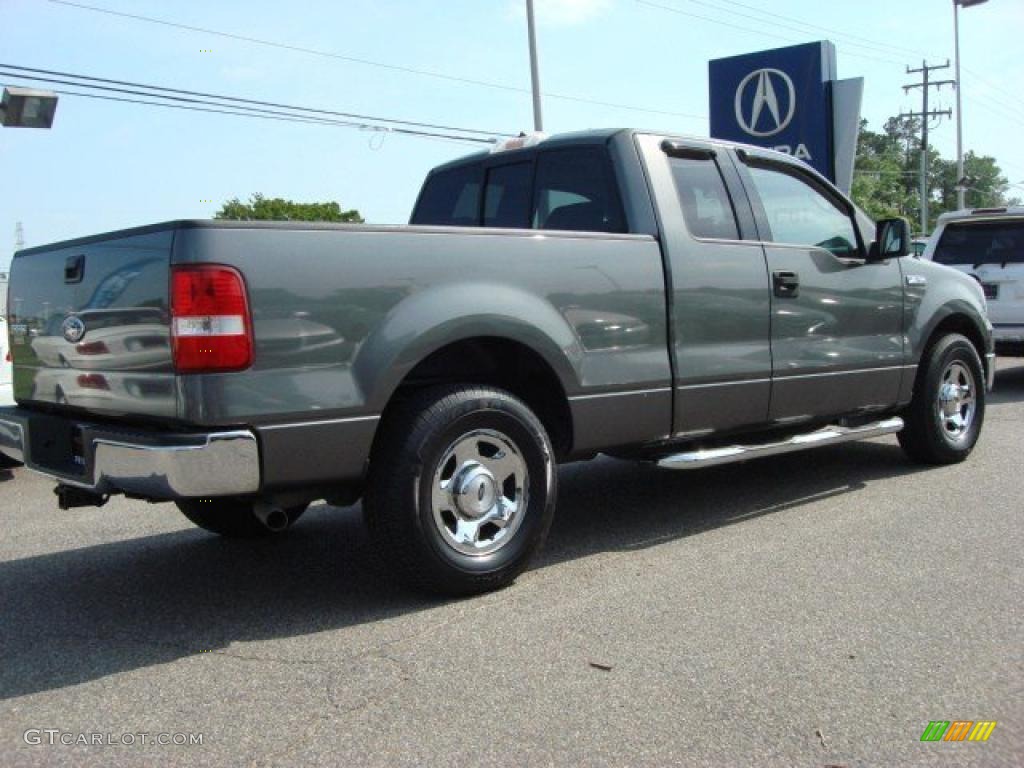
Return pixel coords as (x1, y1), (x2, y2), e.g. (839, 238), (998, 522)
(991, 359), (1024, 404)
(0, 439), (933, 700)
(543, 440), (923, 565)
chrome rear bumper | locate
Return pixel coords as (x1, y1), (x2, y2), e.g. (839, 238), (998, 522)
(0, 407), (260, 499)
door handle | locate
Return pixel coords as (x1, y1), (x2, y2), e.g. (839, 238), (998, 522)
(773, 270), (799, 298)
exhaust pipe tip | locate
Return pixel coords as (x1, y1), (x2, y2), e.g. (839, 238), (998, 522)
(265, 508), (289, 532)
(254, 503), (290, 533)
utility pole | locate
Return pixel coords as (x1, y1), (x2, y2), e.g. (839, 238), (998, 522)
(525, 0), (544, 132)
(14, 222), (24, 251)
(901, 61), (954, 234)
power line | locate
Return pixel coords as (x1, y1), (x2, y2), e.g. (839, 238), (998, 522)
(637, 1), (815, 48)
(635, 0), (904, 66)
(45, 0), (707, 122)
(963, 92), (1024, 127)
(658, 0), (914, 62)
(704, 0), (929, 56)
(0, 80), (492, 145)
(959, 79), (1024, 123)
(0, 63), (509, 137)
(962, 66), (1024, 115)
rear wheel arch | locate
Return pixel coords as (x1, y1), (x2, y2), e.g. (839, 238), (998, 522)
(377, 336), (575, 460)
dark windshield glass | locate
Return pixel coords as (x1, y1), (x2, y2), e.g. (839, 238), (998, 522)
(533, 148), (626, 233)
(410, 165), (481, 226)
(412, 145), (628, 233)
(483, 162), (533, 228)
(933, 220), (1024, 265)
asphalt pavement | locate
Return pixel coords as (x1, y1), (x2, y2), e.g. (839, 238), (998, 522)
(1, 360), (1022, 767)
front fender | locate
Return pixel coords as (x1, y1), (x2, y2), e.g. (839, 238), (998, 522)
(353, 281), (583, 412)
(903, 259), (993, 364)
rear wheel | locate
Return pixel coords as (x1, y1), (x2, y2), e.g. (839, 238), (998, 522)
(364, 384), (556, 596)
(176, 498), (307, 538)
(898, 333), (985, 464)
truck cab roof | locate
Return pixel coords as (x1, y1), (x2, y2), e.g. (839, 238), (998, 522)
(429, 128), (819, 179)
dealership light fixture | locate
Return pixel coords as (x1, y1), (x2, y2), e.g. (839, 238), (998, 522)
(0, 87), (59, 129)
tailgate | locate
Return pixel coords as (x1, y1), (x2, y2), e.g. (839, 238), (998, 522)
(8, 227), (176, 419)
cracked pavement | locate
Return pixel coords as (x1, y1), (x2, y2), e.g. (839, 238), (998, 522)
(1, 360), (1022, 767)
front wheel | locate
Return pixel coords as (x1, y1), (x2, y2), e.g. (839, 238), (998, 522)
(177, 498), (307, 538)
(898, 333), (986, 464)
(364, 385), (557, 596)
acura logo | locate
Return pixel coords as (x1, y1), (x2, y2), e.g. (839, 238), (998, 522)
(61, 315), (86, 343)
(734, 68), (796, 137)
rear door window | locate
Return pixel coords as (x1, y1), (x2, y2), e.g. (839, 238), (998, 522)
(933, 220), (1024, 265)
(483, 162), (533, 228)
(533, 148), (626, 233)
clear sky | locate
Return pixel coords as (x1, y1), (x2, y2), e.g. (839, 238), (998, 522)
(2, 0), (1023, 269)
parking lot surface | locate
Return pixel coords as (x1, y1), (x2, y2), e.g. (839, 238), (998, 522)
(1, 360), (1022, 767)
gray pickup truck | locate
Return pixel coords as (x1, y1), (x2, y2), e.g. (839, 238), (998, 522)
(0, 129), (994, 594)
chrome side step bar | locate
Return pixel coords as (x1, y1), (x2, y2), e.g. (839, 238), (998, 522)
(656, 417), (904, 470)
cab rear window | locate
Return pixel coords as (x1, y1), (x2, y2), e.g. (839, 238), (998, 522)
(410, 165), (481, 227)
(411, 146), (626, 234)
(933, 220), (1024, 265)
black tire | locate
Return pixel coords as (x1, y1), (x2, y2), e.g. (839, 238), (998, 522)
(899, 333), (986, 464)
(364, 385), (557, 596)
(176, 498), (307, 538)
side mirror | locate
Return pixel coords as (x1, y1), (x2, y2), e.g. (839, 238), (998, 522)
(869, 217), (911, 260)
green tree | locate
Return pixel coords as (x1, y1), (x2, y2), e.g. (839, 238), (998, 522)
(852, 116), (1015, 233)
(850, 119), (915, 222)
(934, 151), (1015, 212)
(215, 194), (364, 223)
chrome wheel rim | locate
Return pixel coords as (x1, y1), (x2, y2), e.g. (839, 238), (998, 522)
(430, 429), (528, 557)
(936, 361), (976, 443)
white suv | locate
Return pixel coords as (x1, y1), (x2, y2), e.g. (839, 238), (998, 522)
(924, 207), (1024, 356)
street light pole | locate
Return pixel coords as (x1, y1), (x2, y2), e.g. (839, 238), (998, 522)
(526, 0), (544, 132)
(954, 1), (965, 211)
(953, 0), (989, 211)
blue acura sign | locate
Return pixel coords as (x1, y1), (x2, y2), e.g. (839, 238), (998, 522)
(709, 41), (838, 181)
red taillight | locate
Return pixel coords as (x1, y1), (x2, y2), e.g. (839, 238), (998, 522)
(170, 265), (253, 373)
(76, 374), (110, 390)
(75, 341), (110, 355)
